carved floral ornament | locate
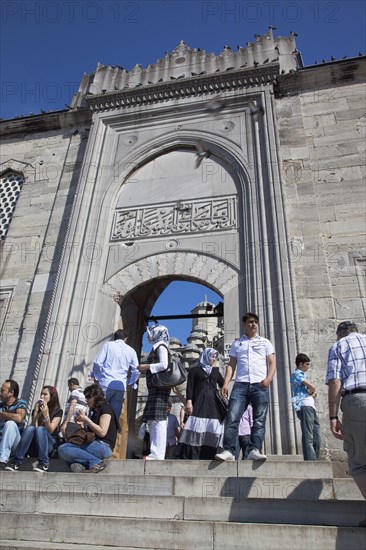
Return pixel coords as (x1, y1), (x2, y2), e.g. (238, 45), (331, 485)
(111, 196), (238, 242)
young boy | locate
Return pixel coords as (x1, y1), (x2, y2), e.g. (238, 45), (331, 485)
(290, 353), (321, 461)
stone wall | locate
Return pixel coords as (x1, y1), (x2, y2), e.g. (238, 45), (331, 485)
(275, 58), (366, 457)
(0, 55), (364, 459)
(0, 112), (91, 402)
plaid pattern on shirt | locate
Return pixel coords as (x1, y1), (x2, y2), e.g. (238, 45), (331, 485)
(326, 332), (366, 392)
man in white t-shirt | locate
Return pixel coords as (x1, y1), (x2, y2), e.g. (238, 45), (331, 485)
(215, 312), (276, 462)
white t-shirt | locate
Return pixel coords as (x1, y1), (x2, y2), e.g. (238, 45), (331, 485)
(229, 335), (275, 383)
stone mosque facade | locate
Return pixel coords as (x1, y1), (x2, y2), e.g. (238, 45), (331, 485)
(0, 29), (365, 461)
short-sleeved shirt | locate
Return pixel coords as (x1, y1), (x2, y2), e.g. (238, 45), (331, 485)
(290, 369), (316, 411)
(91, 402), (118, 450)
(64, 387), (87, 422)
(229, 335), (275, 383)
(34, 408), (63, 437)
(0, 398), (27, 437)
(326, 332), (366, 392)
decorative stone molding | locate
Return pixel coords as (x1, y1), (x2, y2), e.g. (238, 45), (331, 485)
(0, 287), (13, 334)
(80, 30), (300, 103)
(0, 159), (35, 180)
(86, 65), (279, 112)
(111, 196), (238, 241)
(104, 251), (239, 299)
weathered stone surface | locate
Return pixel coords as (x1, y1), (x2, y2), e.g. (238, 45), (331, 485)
(0, 42), (365, 464)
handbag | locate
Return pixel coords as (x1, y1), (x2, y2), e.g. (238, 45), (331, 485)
(213, 385), (229, 422)
(65, 427), (95, 446)
(151, 350), (187, 388)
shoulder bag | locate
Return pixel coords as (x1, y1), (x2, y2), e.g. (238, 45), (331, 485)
(151, 348), (187, 388)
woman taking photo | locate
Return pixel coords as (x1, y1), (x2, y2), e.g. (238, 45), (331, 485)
(6, 386), (62, 472)
(58, 384), (118, 473)
(138, 324), (171, 460)
(175, 348), (224, 460)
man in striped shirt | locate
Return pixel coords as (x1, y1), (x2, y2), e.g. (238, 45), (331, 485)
(326, 321), (366, 527)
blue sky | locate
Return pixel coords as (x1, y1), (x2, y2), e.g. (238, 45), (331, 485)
(1, 0), (365, 345)
(142, 281), (221, 350)
(1, 1), (365, 120)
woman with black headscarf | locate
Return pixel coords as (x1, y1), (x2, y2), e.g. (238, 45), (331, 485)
(175, 348), (224, 460)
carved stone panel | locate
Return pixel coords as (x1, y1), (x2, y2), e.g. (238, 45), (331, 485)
(111, 196), (237, 241)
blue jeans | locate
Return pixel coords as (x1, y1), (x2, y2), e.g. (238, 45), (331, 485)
(99, 385), (124, 421)
(296, 406), (321, 461)
(58, 440), (112, 469)
(223, 382), (269, 456)
(0, 421), (21, 463)
(234, 435), (251, 460)
(14, 425), (56, 465)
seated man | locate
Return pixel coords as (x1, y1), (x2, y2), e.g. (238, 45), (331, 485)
(0, 379), (27, 468)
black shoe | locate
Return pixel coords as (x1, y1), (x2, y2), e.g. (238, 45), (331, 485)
(33, 462), (49, 472)
(4, 462), (20, 472)
(0, 462), (7, 470)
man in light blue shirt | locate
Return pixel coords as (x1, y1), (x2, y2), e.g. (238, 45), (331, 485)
(92, 329), (139, 421)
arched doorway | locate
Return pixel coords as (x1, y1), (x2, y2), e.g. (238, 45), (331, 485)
(39, 129), (299, 456)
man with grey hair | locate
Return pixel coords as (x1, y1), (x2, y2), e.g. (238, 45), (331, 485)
(326, 321), (366, 527)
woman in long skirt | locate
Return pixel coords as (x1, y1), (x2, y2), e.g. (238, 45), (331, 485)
(176, 348), (224, 460)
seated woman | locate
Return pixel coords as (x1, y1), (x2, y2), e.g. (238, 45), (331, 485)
(6, 386), (63, 472)
(175, 348), (224, 460)
(138, 324), (171, 460)
(58, 384), (118, 473)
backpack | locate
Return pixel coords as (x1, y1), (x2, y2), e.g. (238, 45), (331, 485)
(150, 349), (187, 388)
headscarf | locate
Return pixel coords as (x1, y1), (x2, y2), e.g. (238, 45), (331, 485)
(199, 347), (218, 376)
(147, 324), (170, 350)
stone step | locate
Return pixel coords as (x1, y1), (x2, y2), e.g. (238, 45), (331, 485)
(1, 513), (365, 550)
(0, 543), (138, 550)
(7, 457), (333, 479)
(1, 471), (362, 500)
(1, 487), (364, 527)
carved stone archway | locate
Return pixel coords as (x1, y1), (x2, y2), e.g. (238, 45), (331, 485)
(105, 250), (240, 349)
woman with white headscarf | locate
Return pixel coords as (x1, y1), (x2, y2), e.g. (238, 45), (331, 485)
(138, 324), (171, 460)
(175, 347), (225, 460)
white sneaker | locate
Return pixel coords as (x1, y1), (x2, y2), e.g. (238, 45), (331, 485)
(246, 449), (267, 461)
(215, 450), (235, 461)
